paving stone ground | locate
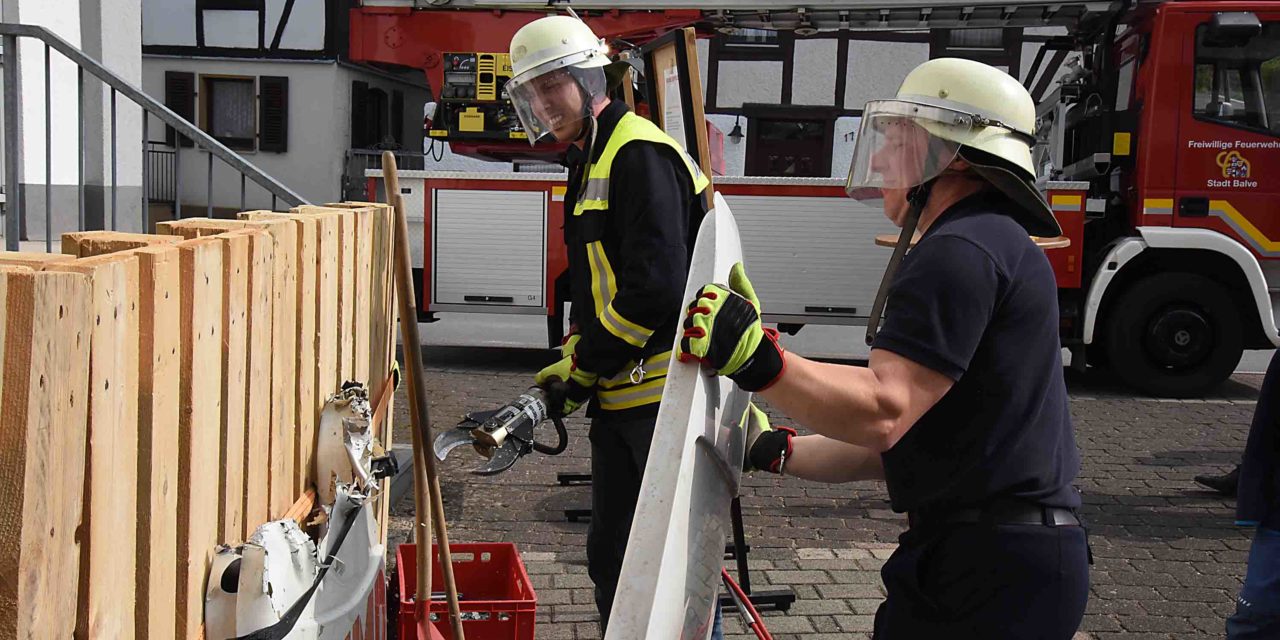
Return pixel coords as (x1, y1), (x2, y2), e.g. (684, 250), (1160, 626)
(389, 345), (1261, 639)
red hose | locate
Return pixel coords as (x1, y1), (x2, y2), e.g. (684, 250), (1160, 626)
(721, 568), (773, 640)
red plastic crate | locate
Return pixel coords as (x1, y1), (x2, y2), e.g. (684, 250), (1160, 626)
(397, 543), (537, 640)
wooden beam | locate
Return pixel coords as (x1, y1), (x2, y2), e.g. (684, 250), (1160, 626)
(295, 206), (355, 385)
(288, 207), (341, 406)
(45, 253), (141, 640)
(130, 244), (182, 640)
(240, 230), (275, 537)
(363, 202), (394, 402)
(0, 266), (91, 640)
(155, 218), (264, 240)
(234, 215), (299, 519)
(351, 201), (397, 549)
(283, 488), (317, 527)
(215, 233), (251, 544)
(174, 238), (223, 640)
(353, 208), (373, 386)
(61, 231), (181, 258)
(241, 212), (319, 499)
(0, 251), (77, 268)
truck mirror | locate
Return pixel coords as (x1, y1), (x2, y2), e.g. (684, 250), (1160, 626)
(1207, 12), (1261, 47)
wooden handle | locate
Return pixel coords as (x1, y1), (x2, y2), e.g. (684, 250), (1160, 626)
(383, 152), (466, 640)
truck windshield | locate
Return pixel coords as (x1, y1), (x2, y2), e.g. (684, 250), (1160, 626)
(1194, 22), (1280, 135)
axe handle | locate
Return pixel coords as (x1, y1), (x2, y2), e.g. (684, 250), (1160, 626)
(383, 151), (466, 640)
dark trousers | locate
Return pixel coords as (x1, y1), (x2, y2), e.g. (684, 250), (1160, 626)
(586, 412), (656, 633)
(1227, 526), (1280, 639)
(873, 522), (1090, 639)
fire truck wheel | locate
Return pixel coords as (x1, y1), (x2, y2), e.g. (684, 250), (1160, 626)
(1103, 272), (1243, 398)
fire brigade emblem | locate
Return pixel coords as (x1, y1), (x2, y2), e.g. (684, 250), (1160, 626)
(1217, 150), (1251, 179)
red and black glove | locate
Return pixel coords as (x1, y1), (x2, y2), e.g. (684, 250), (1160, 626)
(743, 403), (796, 474)
(679, 263), (785, 392)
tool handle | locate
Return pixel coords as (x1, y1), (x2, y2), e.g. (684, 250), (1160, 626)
(384, 151), (466, 640)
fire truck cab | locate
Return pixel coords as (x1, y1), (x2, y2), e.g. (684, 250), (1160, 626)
(1047, 1), (1280, 396)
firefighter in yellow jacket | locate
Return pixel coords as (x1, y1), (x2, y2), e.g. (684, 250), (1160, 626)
(506, 15), (710, 632)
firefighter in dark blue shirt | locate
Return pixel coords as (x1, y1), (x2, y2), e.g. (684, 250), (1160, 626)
(506, 14), (714, 635)
(679, 58), (1089, 638)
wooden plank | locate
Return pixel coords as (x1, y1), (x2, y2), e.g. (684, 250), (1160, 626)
(283, 488), (318, 526)
(242, 212), (319, 497)
(239, 230), (275, 537)
(299, 206), (354, 384)
(61, 231), (181, 258)
(175, 238), (223, 640)
(364, 203), (393, 400)
(236, 214), (299, 518)
(155, 218), (264, 241)
(0, 267), (91, 640)
(128, 244), (181, 640)
(352, 207), (373, 385)
(289, 207), (341, 407)
(367, 202), (396, 549)
(216, 233), (250, 543)
(0, 251), (77, 268)
(46, 253), (141, 640)
(383, 203), (398, 549)
(312, 213), (340, 407)
(336, 210), (356, 386)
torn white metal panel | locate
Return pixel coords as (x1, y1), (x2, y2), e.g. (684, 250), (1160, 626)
(206, 549), (242, 640)
(316, 384), (378, 505)
(204, 485), (387, 639)
(607, 196), (750, 639)
(310, 490), (387, 638)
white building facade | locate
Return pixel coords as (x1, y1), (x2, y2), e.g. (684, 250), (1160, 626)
(140, 0), (429, 214)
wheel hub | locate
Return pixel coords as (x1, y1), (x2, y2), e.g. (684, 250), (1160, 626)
(1145, 306), (1213, 369)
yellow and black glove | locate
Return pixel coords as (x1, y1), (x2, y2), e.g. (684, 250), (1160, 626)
(679, 263), (785, 392)
(742, 403), (796, 474)
(534, 354), (597, 418)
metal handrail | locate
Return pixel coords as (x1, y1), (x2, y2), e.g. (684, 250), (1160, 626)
(0, 22), (311, 248)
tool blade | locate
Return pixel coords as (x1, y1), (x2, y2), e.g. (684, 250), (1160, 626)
(472, 441), (523, 476)
(433, 427), (479, 462)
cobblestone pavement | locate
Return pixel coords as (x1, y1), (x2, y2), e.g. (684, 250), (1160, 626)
(388, 345), (1262, 639)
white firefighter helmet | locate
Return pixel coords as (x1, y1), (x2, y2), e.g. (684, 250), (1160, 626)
(845, 57), (1060, 237)
(506, 15), (611, 145)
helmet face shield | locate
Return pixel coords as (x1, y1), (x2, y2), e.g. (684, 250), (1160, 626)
(507, 62), (606, 145)
(844, 100), (969, 202)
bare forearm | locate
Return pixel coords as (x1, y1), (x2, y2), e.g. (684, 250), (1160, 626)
(759, 353), (901, 452)
(783, 434), (884, 483)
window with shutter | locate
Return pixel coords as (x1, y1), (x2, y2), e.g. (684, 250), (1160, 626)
(165, 71), (196, 148)
(351, 80), (369, 148)
(260, 76), (288, 152)
(202, 76), (256, 151)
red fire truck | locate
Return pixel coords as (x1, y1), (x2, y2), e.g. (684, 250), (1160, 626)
(351, 1), (1280, 398)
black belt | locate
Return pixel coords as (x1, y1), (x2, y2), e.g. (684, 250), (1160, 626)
(907, 499), (1081, 530)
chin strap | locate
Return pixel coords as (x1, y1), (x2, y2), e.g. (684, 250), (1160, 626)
(570, 114), (599, 207)
(864, 179), (935, 346)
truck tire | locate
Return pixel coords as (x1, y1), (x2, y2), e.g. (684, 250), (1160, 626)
(1102, 272), (1243, 398)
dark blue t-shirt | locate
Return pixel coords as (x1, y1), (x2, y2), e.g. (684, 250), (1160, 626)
(872, 191), (1081, 513)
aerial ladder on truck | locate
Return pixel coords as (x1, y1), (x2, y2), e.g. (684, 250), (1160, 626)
(351, 0), (1280, 398)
